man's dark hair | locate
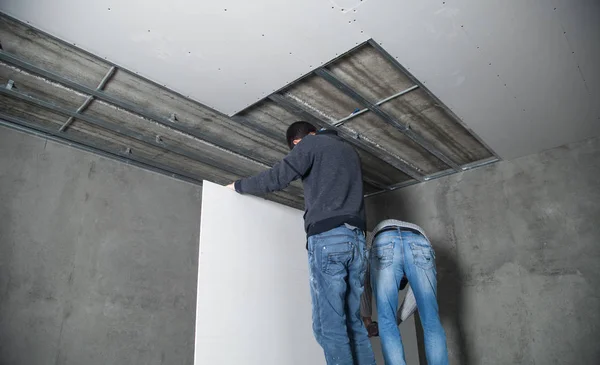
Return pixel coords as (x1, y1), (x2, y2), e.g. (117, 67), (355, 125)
(286, 121), (317, 150)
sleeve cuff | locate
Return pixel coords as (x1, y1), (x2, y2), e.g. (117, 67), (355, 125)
(234, 180), (243, 194)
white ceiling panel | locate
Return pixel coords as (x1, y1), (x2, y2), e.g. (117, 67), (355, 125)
(349, 0), (600, 159)
(1, 0), (367, 115)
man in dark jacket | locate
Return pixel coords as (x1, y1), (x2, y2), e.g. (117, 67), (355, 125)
(227, 121), (376, 365)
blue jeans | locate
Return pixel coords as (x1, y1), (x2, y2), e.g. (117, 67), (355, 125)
(307, 225), (376, 365)
(370, 229), (448, 365)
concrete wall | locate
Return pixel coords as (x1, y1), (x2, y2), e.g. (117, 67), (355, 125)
(366, 136), (600, 365)
(0, 126), (202, 365)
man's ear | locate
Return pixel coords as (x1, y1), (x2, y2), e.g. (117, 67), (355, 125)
(293, 138), (302, 145)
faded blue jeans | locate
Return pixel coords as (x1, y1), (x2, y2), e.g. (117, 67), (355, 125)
(371, 229), (448, 365)
(307, 225), (376, 365)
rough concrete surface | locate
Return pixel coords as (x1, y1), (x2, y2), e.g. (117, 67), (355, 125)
(0, 126), (202, 365)
(366, 136), (600, 364)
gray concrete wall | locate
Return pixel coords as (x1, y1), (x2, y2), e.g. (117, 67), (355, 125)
(366, 136), (600, 365)
(0, 126), (202, 365)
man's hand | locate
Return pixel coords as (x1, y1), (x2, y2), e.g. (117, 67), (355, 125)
(226, 183), (235, 191)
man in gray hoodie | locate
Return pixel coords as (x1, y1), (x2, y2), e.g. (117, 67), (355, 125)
(227, 122), (375, 365)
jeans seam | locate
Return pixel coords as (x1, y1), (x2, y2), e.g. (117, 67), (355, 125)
(310, 258), (327, 347)
(399, 228), (405, 276)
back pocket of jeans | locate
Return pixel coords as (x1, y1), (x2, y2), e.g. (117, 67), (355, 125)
(412, 248), (435, 270)
(321, 242), (352, 276)
(372, 243), (394, 270)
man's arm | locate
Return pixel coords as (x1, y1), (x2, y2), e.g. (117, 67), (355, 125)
(232, 142), (313, 195)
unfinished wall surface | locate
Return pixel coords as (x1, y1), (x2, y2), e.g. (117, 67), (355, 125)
(366, 136), (600, 364)
(0, 126), (202, 365)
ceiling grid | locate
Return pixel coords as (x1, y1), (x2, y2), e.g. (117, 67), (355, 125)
(1, 0), (598, 208)
(0, 13), (498, 208)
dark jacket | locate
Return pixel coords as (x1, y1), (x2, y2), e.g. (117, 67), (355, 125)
(234, 130), (365, 237)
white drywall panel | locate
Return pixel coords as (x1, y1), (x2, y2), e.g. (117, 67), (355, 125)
(1, 0), (366, 115)
(195, 181), (324, 365)
(349, 0), (600, 159)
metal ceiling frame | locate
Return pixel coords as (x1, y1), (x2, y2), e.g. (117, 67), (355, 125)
(230, 115), (287, 143)
(0, 86), (241, 174)
(0, 42), (403, 201)
(268, 93), (424, 182)
(0, 12), (243, 119)
(363, 156), (500, 198)
(0, 113), (305, 208)
(315, 67), (461, 171)
(333, 84), (419, 127)
(0, 16), (500, 202)
(59, 66), (116, 132)
(318, 40), (502, 195)
(265, 39), (502, 196)
(0, 113), (204, 186)
(0, 50), (277, 169)
(0, 84), (308, 197)
(367, 39), (501, 160)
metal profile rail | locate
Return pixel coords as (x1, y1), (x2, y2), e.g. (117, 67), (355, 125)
(333, 84), (419, 127)
(363, 179), (419, 198)
(364, 156), (501, 198)
(460, 156), (500, 171)
(361, 175), (389, 191)
(268, 93), (425, 181)
(314, 68), (461, 171)
(0, 86), (306, 198)
(59, 66), (116, 132)
(0, 50), (277, 169)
